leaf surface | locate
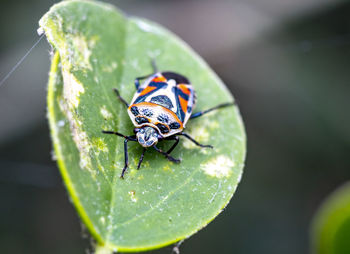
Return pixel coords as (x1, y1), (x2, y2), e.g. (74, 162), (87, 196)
(41, 0), (246, 251)
(311, 182), (350, 254)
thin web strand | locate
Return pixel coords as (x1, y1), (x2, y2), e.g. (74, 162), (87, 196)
(0, 34), (44, 88)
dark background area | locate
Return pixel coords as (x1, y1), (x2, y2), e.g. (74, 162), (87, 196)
(1, 0), (350, 253)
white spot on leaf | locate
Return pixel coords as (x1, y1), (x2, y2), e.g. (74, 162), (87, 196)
(201, 155), (235, 178)
(102, 61), (118, 72)
(76, 130), (93, 170)
(92, 137), (109, 156)
(100, 106), (112, 119)
(57, 120), (65, 127)
(59, 99), (93, 174)
(62, 70), (85, 108)
(71, 34), (97, 70)
(128, 191), (137, 202)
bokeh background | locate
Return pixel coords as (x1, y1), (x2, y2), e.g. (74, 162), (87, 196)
(1, 0), (350, 253)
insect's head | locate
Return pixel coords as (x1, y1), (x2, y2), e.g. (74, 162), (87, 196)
(135, 126), (160, 147)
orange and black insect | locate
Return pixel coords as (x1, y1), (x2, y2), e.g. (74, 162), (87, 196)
(103, 61), (233, 178)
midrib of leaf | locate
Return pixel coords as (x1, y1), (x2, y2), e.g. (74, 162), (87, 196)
(105, 14), (128, 244)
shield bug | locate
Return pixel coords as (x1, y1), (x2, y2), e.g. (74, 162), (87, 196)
(103, 61), (234, 178)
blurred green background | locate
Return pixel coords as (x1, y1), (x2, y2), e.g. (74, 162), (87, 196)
(1, 0), (350, 253)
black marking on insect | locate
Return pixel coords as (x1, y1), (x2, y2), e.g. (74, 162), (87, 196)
(135, 116), (149, 124)
(169, 122), (181, 130)
(103, 60), (235, 178)
(157, 113), (170, 123)
(140, 108), (153, 117)
(150, 95), (174, 109)
(130, 106), (139, 116)
(156, 123), (170, 134)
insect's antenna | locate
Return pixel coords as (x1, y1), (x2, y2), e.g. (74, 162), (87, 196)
(151, 58), (158, 73)
(0, 33), (45, 89)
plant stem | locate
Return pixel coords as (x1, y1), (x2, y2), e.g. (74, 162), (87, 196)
(95, 244), (114, 254)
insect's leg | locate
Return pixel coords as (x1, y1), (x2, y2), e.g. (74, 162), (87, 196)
(137, 148), (146, 169)
(102, 130), (130, 139)
(166, 136), (180, 154)
(102, 131), (137, 178)
(134, 60), (158, 89)
(153, 145), (181, 163)
(190, 102), (234, 119)
(179, 133), (213, 149)
(120, 139), (131, 179)
(113, 88), (129, 108)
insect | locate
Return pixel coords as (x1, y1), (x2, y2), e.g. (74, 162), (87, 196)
(103, 61), (234, 178)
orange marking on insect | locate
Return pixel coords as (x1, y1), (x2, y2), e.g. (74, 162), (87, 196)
(139, 86), (157, 96)
(179, 96), (188, 113)
(132, 102), (162, 109)
(178, 84), (191, 95)
(152, 76), (167, 82)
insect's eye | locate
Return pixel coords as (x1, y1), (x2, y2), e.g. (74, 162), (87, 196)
(152, 133), (158, 138)
(139, 128), (145, 133)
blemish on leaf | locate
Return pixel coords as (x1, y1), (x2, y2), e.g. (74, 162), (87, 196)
(100, 106), (113, 119)
(131, 59), (139, 70)
(163, 164), (173, 172)
(201, 155), (235, 178)
(101, 123), (114, 131)
(58, 99), (93, 175)
(77, 130), (93, 170)
(102, 61), (118, 72)
(142, 161), (150, 169)
(71, 34), (98, 70)
(62, 70), (85, 108)
(57, 119), (65, 128)
(97, 163), (106, 174)
(128, 190), (137, 202)
(92, 138), (108, 156)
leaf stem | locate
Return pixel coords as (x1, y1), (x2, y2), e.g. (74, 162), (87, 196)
(95, 244), (114, 254)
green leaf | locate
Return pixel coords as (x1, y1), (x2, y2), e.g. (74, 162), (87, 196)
(311, 182), (350, 254)
(41, 0), (246, 252)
